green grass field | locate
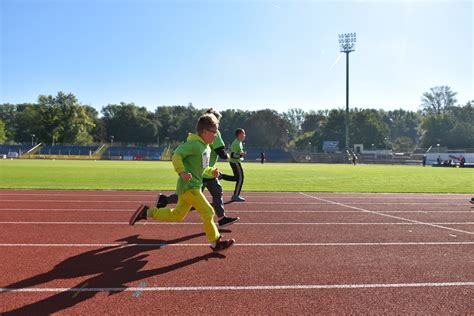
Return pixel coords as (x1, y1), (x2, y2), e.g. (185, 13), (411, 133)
(0, 159), (473, 193)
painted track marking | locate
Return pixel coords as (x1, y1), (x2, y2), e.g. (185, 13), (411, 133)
(299, 193), (474, 235)
(1, 282), (473, 293)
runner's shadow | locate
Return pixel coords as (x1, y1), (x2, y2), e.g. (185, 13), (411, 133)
(3, 234), (226, 315)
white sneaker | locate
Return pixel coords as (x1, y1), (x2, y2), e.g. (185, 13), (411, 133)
(231, 195), (246, 202)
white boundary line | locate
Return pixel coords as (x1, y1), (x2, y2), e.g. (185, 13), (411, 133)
(299, 193), (474, 235)
(1, 282), (473, 292)
(0, 221), (472, 225)
(1, 242), (473, 247)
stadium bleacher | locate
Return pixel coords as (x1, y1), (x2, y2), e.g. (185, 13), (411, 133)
(38, 145), (100, 156)
(0, 144), (35, 157)
(104, 146), (163, 160)
(1, 143), (294, 162)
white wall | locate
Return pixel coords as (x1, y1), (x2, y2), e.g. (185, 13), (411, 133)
(426, 153), (474, 165)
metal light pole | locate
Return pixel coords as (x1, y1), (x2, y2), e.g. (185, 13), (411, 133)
(110, 135), (114, 146)
(338, 32), (356, 151)
(31, 134), (35, 146)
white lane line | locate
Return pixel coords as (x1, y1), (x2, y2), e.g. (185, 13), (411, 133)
(1, 242), (473, 247)
(299, 193), (474, 235)
(0, 208), (471, 213)
(0, 221), (473, 225)
(1, 282), (473, 293)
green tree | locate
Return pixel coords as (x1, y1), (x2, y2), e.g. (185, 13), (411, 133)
(292, 131), (316, 150)
(301, 111), (327, 134)
(154, 105), (198, 145)
(83, 105), (105, 143)
(317, 109), (346, 150)
(219, 109), (251, 145)
(384, 109), (420, 143)
(14, 103), (44, 144)
(0, 119), (6, 143)
(0, 103), (18, 142)
(282, 108), (306, 138)
(419, 114), (454, 147)
(37, 92), (96, 144)
(421, 86), (457, 115)
(350, 109), (389, 148)
(443, 101), (474, 148)
(245, 109), (290, 148)
(102, 102), (157, 144)
(392, 136), (415, 153)
(419, 100), (473, 149)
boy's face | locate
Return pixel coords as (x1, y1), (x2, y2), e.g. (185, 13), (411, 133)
(238, 130), (246, 142)
(201, 124), (218, 144)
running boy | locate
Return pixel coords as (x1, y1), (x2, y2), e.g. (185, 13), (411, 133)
(221, 128), (246, 202)
(155, 108), (240, 228)
(129, 114), (234, 252)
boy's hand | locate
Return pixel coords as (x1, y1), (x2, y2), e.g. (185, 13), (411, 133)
(179, 172), (192, 181)
(212, 168), (219, 178)
(240, 152), (246, 158)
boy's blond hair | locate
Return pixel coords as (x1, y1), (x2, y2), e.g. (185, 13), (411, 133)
(196, 114), (219, 135)
(204, 108), (222, 121)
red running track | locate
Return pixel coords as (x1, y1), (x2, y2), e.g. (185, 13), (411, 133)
(0, 190), (473, 314)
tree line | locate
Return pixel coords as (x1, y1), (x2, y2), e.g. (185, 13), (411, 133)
(0, 86), (472, 152)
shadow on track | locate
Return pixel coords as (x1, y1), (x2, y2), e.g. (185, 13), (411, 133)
(3, 233), (228, 315)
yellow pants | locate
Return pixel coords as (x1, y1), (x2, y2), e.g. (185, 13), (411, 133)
(148, 189), (220, 243)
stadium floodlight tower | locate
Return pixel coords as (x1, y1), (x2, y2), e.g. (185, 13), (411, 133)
(338, 32), (356, 151)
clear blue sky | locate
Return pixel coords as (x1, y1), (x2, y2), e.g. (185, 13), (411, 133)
(1, 0), (472, 114)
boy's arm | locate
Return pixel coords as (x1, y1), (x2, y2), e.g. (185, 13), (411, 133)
(172, 153), (185, 174)
(172, 153), (192, 181)
(214, 146), (229, 160)
(230, 151), (242, 159)
(172, 141), (195, 174)
(230, 140), (243, 159)
(203, 166), (219, 178)
(230, 146), (244, 159)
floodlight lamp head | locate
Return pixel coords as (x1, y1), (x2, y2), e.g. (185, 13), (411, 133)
(338, 32), (356, 53)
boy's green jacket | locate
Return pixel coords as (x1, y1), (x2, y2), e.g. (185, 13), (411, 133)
(229, 138), (244, 163)
(203, 130), (225, 179)
(172, 133), (216, 195)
